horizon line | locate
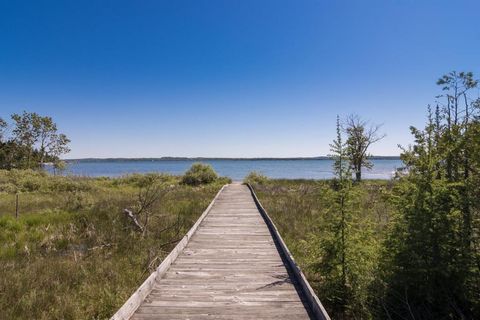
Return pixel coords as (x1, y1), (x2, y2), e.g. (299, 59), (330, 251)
(64, 155), (402, 162)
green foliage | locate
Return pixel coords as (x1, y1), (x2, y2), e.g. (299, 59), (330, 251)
(112, 172), (176, 188)
(251, 179), (391, 319)
(379, 178), (467, 318)
(329, 115), (351, 182)
(243, 171), (269, 185)
(250, 71), (480, 319)
(0, 117), (7, 141)
(0, 169), (95, 193)
(378, 71), (480, 319)
(0, 111), (70, 170)
(181, 163), (219, 186)
(52, 160), (67, 175)
(306, 118), (381, 319)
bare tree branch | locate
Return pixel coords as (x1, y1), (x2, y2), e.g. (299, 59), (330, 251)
(343, 114), (386, 181)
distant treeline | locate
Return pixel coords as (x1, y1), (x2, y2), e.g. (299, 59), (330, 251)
(66, 156), (401, 162)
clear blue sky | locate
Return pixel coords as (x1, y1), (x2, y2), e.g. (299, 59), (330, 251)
(1, 0), (479, 158)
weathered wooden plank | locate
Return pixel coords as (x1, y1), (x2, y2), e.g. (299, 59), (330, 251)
(145, 296), (304, 303)
(150, 284), (304, 291)
(246, 184), (331, 320)
(132, 315), (301, 320)
(134, 306), (310, 315)
(113, 183), (328, 320)
(110, 185), (227, 320)
(141, 301), (307, 307)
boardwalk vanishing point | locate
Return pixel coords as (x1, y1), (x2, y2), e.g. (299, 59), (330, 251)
(112, 183), (330, 320)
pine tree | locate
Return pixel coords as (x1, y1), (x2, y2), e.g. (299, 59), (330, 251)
(379, 72), (480, 319)
(318, 116), (378, 319)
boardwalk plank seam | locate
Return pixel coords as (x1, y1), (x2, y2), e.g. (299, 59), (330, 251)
(246, 183), (331, 320)
(110, 185), (227, 320)
(112, 184), (330, 320)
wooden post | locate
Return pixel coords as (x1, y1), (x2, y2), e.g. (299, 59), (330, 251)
(15, 194), (19, 219)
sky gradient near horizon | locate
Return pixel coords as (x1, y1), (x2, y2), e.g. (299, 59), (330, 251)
(1, 0), (479, 158)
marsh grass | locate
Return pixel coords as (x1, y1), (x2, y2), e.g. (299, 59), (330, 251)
(0, 169), (229, 319)
(249, 178), (394, 319)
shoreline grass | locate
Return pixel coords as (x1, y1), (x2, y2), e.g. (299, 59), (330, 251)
(0, 169), (229, 319)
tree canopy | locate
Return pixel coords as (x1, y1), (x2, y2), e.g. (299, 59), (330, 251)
(0, 111), (70, 170)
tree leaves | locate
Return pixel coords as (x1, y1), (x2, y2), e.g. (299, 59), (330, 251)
(0, 111), (70, 170)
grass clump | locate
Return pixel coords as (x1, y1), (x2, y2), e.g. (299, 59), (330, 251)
(181, 163), (219, 186)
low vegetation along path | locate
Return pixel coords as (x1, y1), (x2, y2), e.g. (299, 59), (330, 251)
(115, 183), (327, 320)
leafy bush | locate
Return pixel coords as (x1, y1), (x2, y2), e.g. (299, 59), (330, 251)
(243, 171), (269, 185)
(181, 163), (218, 186)
(0, 169), (47, 193)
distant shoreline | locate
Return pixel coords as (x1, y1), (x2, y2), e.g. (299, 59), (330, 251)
(65, 156), (401, 162)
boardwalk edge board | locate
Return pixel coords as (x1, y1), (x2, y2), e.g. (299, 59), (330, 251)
(246, 183), (331, 320)
(110, 184), (228, 320)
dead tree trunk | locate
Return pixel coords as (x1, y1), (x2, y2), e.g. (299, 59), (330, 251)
(123, 209), (144, 232)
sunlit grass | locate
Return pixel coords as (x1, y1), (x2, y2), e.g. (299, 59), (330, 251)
(0, 169), (228, 319)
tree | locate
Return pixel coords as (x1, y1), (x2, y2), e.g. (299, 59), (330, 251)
(53, 160), (67, 176)
(317, 116), (353, 318)
(379, 71), (480, 319)
(0, 117), (7, 141)
(11, 111), (39, 168)
(10, 111), (70, 169)
(344, 115), (385, 182)
(318, 116), (378, 319)
(0, 111), (70, 170)
(330, 115), (351, 182)
(123, 175), (176, 238)
(48, 133), (71, 167)
(435, 71), (478, 181)
(0, 140), (23, 169)
(36, 115), (58, 165)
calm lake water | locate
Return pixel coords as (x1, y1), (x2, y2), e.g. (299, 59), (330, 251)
(54, 159), (404, 180)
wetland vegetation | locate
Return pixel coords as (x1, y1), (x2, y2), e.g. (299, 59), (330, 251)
(1, 71), (479, 320)
(0, 169), (229, 319)
(248, 71), (480, 319)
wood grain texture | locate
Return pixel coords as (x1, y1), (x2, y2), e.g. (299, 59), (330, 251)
(114, 183), (328, 320)
(247, 184), (331, 320)
(111, 185), (227, 320)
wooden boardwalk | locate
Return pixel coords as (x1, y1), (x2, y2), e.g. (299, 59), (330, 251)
(113, 183), (329, 320)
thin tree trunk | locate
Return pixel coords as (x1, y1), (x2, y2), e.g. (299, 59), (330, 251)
(356, 170), (361, 182)
(341, 192), (346, 289)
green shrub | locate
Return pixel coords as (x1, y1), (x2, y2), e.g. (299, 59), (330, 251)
(243, 171), (269, 185)
(49, 178), (94, 193)
(111, 173), (177, 188)
(181, 163), (218, 186)
(0, 169), (96, 193)
(0, 169), (48, 193)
